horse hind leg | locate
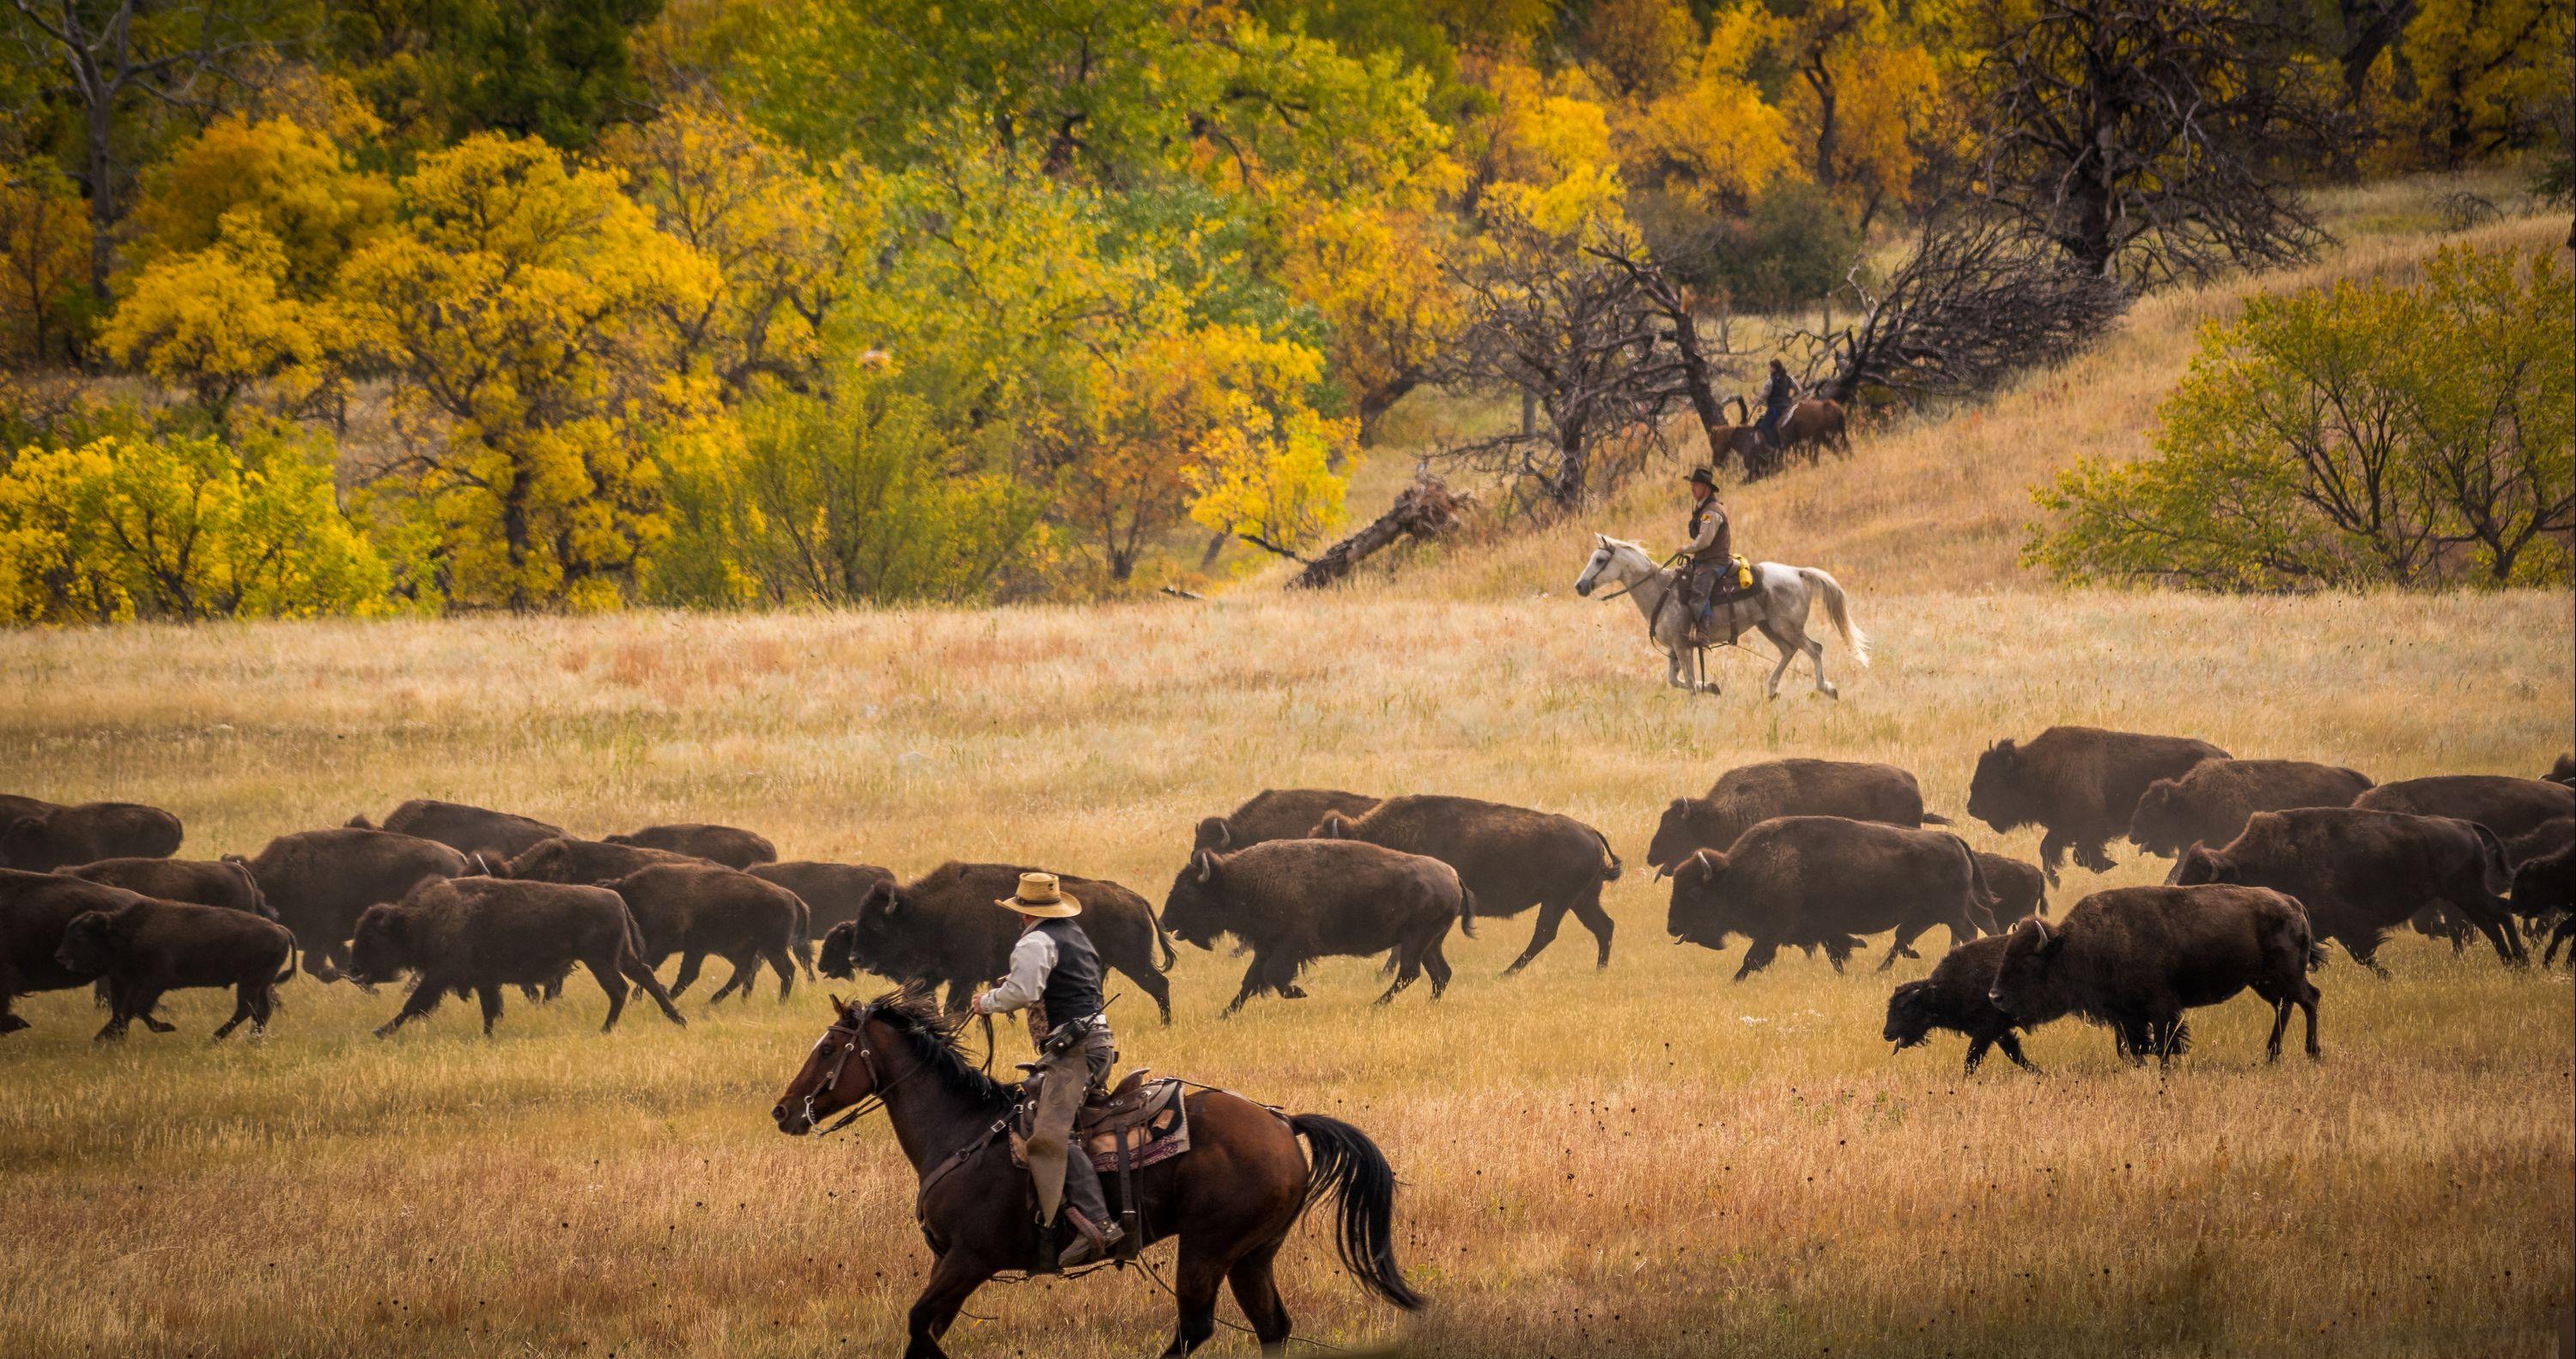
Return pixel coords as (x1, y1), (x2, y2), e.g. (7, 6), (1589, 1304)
(1158, 1242), (1230, 1357)
(1226, 1242), (1295, 1356)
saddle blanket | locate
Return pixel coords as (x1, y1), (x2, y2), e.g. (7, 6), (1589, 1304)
(1010, 1073), (1192, 1173)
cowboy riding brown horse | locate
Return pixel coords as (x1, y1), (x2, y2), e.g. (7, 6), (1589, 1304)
(773, 986), (1423, 1358)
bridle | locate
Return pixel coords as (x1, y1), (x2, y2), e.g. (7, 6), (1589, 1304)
(1580, 544), (1683, 606)
(799, 1005), (925, 1138)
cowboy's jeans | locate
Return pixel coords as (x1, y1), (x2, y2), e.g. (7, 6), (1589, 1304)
(1025, 1028), (1117, 1229)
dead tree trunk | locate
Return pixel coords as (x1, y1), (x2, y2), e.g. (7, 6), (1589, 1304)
(1290, 476), (1467, 590)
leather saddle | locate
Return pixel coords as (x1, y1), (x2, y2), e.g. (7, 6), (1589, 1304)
(1009, 1068), (1192, 1173)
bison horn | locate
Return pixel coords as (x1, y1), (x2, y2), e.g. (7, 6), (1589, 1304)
(1192, 849), (1217, 884)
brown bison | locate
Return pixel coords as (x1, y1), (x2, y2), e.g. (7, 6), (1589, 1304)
(55, 898), (295, 1041)
(605, 863), (806, 1004)
(0, 870), (139, 1034)
(604, 822), (777, 869)
(2172, 807), (2524, 969)
(1646, 758), (1944, 873)
(2546, 755), (2574, 788)
(1967, 726), (2229, 882)
(2524, 846), (2574, 966)
(2354, 775), (2575, 843)
(817, 862), (1176, 1022)
(748, 860), (896, 936)
(1162, 840), (1468, 1015)
(2126, 759), (2375, 859)
(1, 796), (184, 871)
(1884, 936), (2041, 1074)
(1193, 789), (1382, 853)
(1973, 852), (2049, 923)
(60, 856), (270, 918)
(502, 836), (702, 883)
(348, 877), (685, 1036)
(1988, 885), (2322, 1065)
(244, 827), (476, 980)
(351, 798), (563, 860)
(2507, 817), (2573, 868)
(1665, 816), (1996, 980)
(1313, 794), (1622, 974)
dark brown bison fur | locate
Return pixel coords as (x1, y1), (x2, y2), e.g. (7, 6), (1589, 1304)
(1193, 788), (1381, 853)
(2512, 846), (2570, 956)
(1665, 816), (1997, 980)
(2126, 760), (2374, 858)
(750, 861), (897, 937)
(54, 897), (294, 1041)
(245, 828), (475, 981)
(62, 856), (270, 918)
(1967, 726), (2229, 883)
(2354, 775), (2574, 842)
(1, 796), (184, 871)
(821, 862), (1176, 1022)
(1313, 794), (1622, 974)
(0, 870), (143, 1034)
(2172, 807), (2525, 970)
(1973, 852), (2049, 923)
(348, 877), (684, 1036)
(1989, 885), (2322, 1065)
(1163, 840), (1467, 1015)
(1647, 759), (1943, 873)
(2507, 817), (2573, 869)
(604, 823), (777, 869)
(351, 798), (563, 860)
(605, 863), (805, 1004)
(2546, 755), (2574, 788)
(1884, 937), (2039, 1074)
(502, 836), (703, 883)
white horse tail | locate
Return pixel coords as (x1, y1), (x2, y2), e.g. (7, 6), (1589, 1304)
(1798, 567), (1869, 666)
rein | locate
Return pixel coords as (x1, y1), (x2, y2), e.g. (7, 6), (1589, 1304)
(803, 1010), (934, 1139)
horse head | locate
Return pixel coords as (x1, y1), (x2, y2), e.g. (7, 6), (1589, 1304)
(1574, 533), (1649, 597)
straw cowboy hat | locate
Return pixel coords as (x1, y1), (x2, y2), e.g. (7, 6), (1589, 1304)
(996, 871), (1081, 918)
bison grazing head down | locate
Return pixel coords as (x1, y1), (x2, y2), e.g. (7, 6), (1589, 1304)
(52, 911), (119, 974)
(1158, 850), (1229, 950)
(1882, 980), (1940, 1052)
(1663, 848), (1735, 949)
(1648, 799), (1735, 876)
(1966, 741), (2032, 834)
(1986, 918), (2068, 1025)
(1192, 816), (1234, 853)
(345, 905), (414, 986)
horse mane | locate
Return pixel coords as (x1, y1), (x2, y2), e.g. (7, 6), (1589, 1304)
(860, 986), (1016, 1109)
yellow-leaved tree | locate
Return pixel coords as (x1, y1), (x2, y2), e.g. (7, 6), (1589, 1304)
(1630, 9), (1800, 211)
(1, 159), (94, 365)
(337, 133), (722, 612)
(1466, 60), (1627, 233)
(100, 216), (346, 429)
(125, 108), (395, 300)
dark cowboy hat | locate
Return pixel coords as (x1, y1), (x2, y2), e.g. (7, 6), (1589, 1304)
(1685, 467), (1717, 488)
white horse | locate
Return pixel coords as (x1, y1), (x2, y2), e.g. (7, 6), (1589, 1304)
(1572, 534), (1868, 697)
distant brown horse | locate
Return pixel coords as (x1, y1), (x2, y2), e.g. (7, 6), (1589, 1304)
(1710, 395), (1852, 476)
(772, 988), (1423, 1357)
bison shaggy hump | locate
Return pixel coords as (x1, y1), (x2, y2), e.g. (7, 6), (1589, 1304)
(1163, 839), (1467, 1015)
(603, 823), (777, 870)
(1988, 884), (2320, 1066)
(348, 877), (683, 1037)
(355, 798), (563, 861)
(1313, 794), (1621, 974)
(2127, 759), (2375, 859)
(1884, 935), (2039, 1074)
(1665, 816), (1996, 981)
(1, 795), (184, 872)
(2354, 775), (2574, 843)
(1193, 788), (1381, 854)
(2173, 806), (2524, 970)
(55, 897), (293, 1041)
(1967, 725), (2228, 883)
(1646, 758), (1942, 873)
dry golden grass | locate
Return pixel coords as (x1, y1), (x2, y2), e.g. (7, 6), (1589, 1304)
(0, 583), (2567, 1358)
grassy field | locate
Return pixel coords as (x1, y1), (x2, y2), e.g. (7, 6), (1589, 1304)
(1, 582), (2568, 1358)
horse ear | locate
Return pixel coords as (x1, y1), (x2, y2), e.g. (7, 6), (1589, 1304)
(828, 992), (845, 1013)
(1595, 532), (1610, 546)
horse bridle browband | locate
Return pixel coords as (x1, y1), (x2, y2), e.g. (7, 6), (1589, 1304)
(802, 1007), (922, 1138)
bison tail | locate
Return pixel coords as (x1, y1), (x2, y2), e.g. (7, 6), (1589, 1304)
(2306, 942), (2328, 972)
(274, 937), (301, 987)
(1152, 911), (1177, 971)
(1593, 828), (1624, 883)
(1953, 834), (2000, 914)
(1920, 810), (1952, 826)
(1458, 887), (1479, 939)
(1799, 567), (1868, 666)
(1291, 1114), (1425, 1312)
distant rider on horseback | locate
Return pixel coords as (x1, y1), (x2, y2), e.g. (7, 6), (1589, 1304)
(1753, 358), (1796, 452)
(969, 871), (1127, 1270)
(1679, 466), (1736, 630)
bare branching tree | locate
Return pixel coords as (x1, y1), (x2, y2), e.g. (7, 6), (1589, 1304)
(1584, 225), (1747, 468)
(1790, 207), (2130, 405)
(1967, 0), (2346, 288)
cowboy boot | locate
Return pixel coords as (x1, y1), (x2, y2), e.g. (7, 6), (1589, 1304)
(1056, 1207), (1127, 1269)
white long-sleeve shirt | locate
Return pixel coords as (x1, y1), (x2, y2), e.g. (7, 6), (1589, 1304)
(973, 929), (1057, 1016)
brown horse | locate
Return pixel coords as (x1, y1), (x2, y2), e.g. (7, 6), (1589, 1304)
(772, 988), (1423, 1357)
(1711, 395), (1852, 476)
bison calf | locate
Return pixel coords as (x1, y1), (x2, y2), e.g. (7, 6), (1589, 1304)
(1163, 840), (1467, 1015)
(1647, 758), (1943, 872)
(1193, 788), (1381, 854)
(349, 878), (684, 1037)
(1990, 885), (2320, 1065)
(1314, 794), (1621, 974)
(1666, 816), (1996, 980)
(1968, 726), (2228, 882)
(55, 898), (294, 1041)
(605, 863), (805, 1004)
(604, 823), (776, 869)
(1884, 936), (2038, 1074)
(2126, 759), (2374, 858)
(2173, 807), (2524, 970)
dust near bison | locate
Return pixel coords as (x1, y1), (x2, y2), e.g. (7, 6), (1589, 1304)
(1969, 726), (2229, 882)
(1162, 839), (1468, 1015)
(1312, 794), (1621, 974)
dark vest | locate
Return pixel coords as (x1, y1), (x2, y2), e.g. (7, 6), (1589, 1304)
(1032, 916), (1105, 1027)
(1687, 496), (1732, 566)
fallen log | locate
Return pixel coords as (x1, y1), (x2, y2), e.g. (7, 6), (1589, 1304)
(1290, 476), (1467, 590)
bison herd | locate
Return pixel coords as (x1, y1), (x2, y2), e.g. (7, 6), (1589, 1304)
(2, 727), (2570, 1070)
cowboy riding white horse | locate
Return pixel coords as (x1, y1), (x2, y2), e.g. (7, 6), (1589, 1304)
(1572, 534), (1868, 697)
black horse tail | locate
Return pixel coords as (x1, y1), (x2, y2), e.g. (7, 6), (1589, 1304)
(1291, 1114), (1424, 1312)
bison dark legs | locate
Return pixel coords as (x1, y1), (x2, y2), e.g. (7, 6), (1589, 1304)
(705, 950), (764, 1004)
(1421, 937), (1453, 998)
(2545, 916), (2573, 968)
(1878, 920), (1935, 972)
(2447, 895), (2528, 966)
(1111, 956), (1174, 1024)
(668, 950), (706, 998)
(1991, 1031), (2041, 1073)
(1502, 884), (1613, 975)
(211, 980), (266, 1040)
(377, 975), (449, 1036)
(478, 986), (505, 1035)
(611, 949), (686, 1028)
(1729, 939), (1780, 982)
